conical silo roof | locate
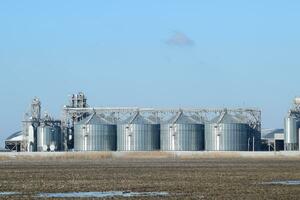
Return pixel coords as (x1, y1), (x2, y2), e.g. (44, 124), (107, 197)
(148, 115), (160, 123)
(122, 112), (156, 124)
(77, 113), (113, 125)
(190, 114), (206, 124)
(233, 113), (249, 124)
(166, 112), (198, 124)
(210, 113), (245, 124)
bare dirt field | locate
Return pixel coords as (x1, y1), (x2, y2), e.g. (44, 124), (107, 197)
(0, 157), (300, 199)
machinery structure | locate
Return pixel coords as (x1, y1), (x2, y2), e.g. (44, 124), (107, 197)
(62, 93), (261, 151)
(5, 92), (262, 152)
(62, 92), (88, 150)
(20, 98), (62, 152)
(21, 97), (41, 152)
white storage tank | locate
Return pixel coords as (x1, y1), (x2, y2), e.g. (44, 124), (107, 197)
(284, 115), (300, 151)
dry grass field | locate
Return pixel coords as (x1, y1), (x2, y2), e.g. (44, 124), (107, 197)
(0, 156), (300, 199)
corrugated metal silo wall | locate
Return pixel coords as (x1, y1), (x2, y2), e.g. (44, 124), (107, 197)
(160, 124), (204, 151)
(205, 123), (249, 151)
(74, 124), (117, 151)
(37, 126), (50, 152)
(117, 124), (160, 151)
(284, 117), (299, 150)
(53, 126), (63, 151)
(37, 126), (63, 152)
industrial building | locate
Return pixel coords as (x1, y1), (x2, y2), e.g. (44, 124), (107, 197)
(4, 92), (267, 152)
(261, 129), (284, 151)
(6, 94), (300, 152)
(5, 131), (23, 151)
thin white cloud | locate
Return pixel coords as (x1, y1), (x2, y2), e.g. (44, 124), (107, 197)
(166, 32), (194, 46)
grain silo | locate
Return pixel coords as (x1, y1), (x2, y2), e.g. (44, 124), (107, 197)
(74, 113), (117, 151)
(37, 124), (62, 152)
(205, 112), (250, 151)
(117, 112), (160, 151)
(284, 115), (299, 150)
(160, 112), (204, 151)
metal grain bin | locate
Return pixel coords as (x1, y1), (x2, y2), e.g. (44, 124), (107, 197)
(117, 112), (160, 151)
(205, 113), (250, 151)
(233, 113), (261, 151)
(284, 116), (299, 151)
(37, 125), (62, 152)
(160, 112), (204, 151)
(74, 113), (117, 151)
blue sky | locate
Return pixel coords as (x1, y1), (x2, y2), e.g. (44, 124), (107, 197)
(0, 1), (300, 146)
